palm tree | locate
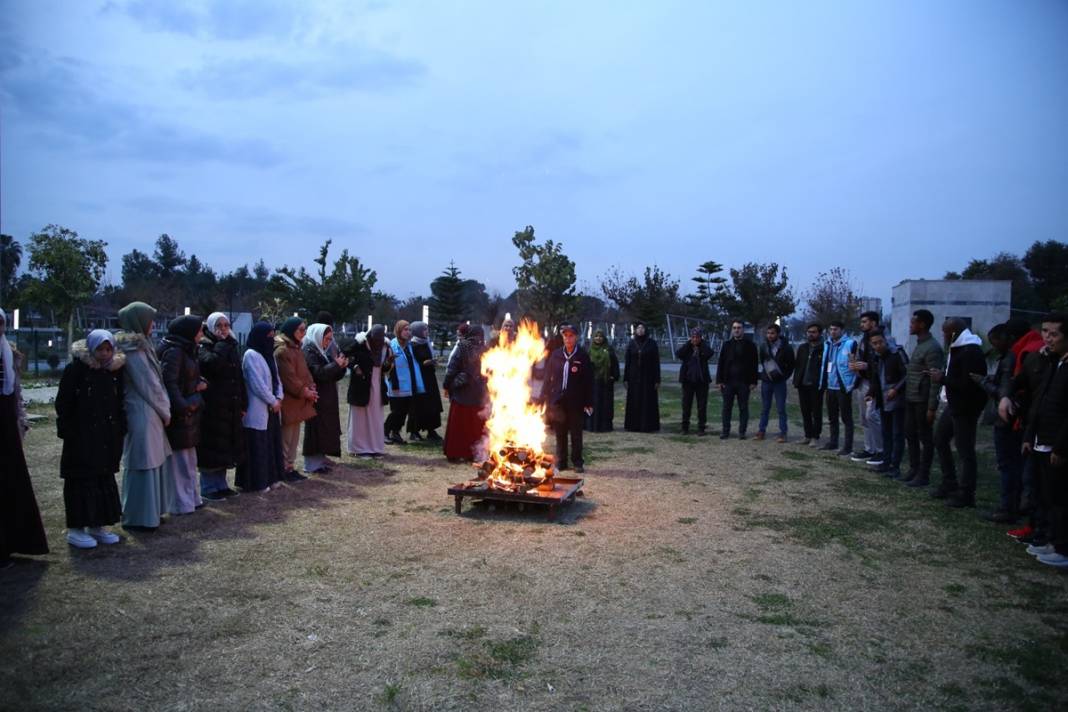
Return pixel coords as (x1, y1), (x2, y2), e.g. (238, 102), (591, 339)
(0, 234), (22, 304)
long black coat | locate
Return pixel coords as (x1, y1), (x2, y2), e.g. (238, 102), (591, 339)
(624, 337), (661, 432)
(158, 334), (204, 451)
(55, 345), (127, 478)
(302, 344), (346, 456)
(408, 341), (443, 431)
(196, 332), (248, 469)
(345, 339), (390, 407)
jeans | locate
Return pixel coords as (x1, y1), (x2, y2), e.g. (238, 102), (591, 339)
(993, 426), (1024, 512)
(720, 381), (751, 436)
(879, 407), (905, 470)
(934, 408), (980, 497)
(1035, 451), (1068, 554)
(857, 382), (883, 454)
(904, 401), (935, 477)
(825, 388), (853, 451)
(796, 385), (823, 439)
(681, 382), (709, 432)
(758, 380), (788, 436)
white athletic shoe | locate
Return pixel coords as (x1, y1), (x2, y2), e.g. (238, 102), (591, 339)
(67, 528), (98, 549)
(88, 527), (121, 545)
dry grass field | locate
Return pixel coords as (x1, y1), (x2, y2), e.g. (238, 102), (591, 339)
(3, 378), (1067, 711)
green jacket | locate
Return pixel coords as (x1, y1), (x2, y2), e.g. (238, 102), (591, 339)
(905, 334), (944, 409)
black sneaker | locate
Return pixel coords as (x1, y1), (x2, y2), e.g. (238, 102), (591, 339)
(284, 470), (309, 483)
(720, 433), (730, 440)
(983, 509), (1018, 524)
(946, 495), (976, 509)
(930, 486), (956, 500)
(218, 488), (240, 498)
(201, 491), (226, 502)
(409, 432), (425, 442)
(426, 431), (443, 442)
(850, 450), (873, 462)
(819, 442), (839, 451)
(738, 433), (747, 440)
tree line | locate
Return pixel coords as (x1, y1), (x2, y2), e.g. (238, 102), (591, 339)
(1, 225), (1065, 350)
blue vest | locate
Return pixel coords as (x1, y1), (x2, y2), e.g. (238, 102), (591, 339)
(386, 338), (426, 398)
(820, 336), (857, 391)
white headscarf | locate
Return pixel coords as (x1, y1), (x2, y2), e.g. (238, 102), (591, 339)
(87, 329), (116, 367)
(206, 312), (229, 338)
(0, 309), (13, 395)
(302, 323), (332, 360)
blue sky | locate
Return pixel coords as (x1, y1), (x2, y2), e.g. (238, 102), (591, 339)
(2, 0), (1065, 308)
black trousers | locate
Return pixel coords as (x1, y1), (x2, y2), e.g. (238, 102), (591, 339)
(384, 397), (411, 434)
(933, 408), (979, 497)
(552, 406), (584, 469)
(681, 382), (709, 432)
(825, 388), (853, 451)
(796, 385), (823, 439)
(721, 381), (751, 435)
(904, 401), (935, 477)
(1034, 452), (1067, 551)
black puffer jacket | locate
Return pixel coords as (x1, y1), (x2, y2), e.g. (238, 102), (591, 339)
(158, 333), (204, 450)
(196, 331), (247, 469)
(55, 341), (127, 478)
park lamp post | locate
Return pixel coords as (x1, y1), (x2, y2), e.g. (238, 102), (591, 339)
(184, 306), (191, 316)
(422, 304), (429, 326)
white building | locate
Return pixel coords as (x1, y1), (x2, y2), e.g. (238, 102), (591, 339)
(891, 280), (1011, 350)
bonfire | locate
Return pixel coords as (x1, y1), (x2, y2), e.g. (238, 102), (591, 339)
(470, 320), (557, 494)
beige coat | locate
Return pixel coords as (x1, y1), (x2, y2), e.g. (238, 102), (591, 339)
(274, 334), (316, 425)
(116, 331), (172, 469)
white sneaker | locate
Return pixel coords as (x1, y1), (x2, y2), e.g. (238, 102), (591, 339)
(1027, 543), (1055, 557)
(1036, 552), (1068, 567)
(67, 528), (98, 549)
(88, 527), (121, 545)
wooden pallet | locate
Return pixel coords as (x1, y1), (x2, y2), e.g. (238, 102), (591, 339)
(447, 476), (585, 520)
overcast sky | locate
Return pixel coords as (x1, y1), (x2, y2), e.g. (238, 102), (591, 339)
(2, 0), (1065, 308)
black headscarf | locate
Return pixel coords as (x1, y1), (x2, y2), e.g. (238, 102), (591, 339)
(168, 314), (203, 343)
(368, 324), (387, 366)
(280, 317), (304, 341)
(248, 321), (279, 388)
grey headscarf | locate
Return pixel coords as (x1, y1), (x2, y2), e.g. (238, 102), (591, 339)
(410, 321), (430, 345)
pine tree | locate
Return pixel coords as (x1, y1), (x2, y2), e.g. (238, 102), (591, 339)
(429, 262), (467, 350)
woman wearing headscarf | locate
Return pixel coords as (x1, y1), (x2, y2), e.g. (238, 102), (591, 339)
(443, 327), (488, 462)
(238, 322), (285, 492)
(115, 301), (172, 531)
(158, 314), (208, 515)
(196, 312), (247, 501)
(55, 329), (126, 548)
(585, 329), (620, 433)
(623, 322), (661, 432)
(302, 323), (349, 473)
(384, 320), (426, 445)
(275, 317), (317, 480)
(0, 308), (50, 564)
(405, 321), (443, 442)
(345, 324), (392, 456)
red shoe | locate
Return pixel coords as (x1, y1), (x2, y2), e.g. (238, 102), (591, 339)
(1007, 525), (1033, 541)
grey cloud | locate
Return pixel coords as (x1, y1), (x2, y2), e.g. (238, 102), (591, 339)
(0, 40), (283, 168)
(181, 50), (425, 100)
(118, 0), (304, 41)
(124, 195), (365, 238)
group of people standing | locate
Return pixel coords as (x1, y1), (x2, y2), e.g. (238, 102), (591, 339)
(3, 303), (1066, 573)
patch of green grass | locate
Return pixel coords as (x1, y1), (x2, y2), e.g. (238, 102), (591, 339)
(454, 633), (541, 680)
(666, 434), (697, 444)
(781, 450), (813, 461)
(307, 563), (330, 577)
(405, 596), (437, 608)
(744, 487), (763, 502)
(965, 631), (1068, 696)
(753, 592), (792, 611)
(731, 507), (752, 517)
(677, 517), (697, 525)
(768, 465), (807, 482)
(743, 507), (893, 556)
(806, 641), (833, 658)
(707, 636), (729, 649)
(680, 480), (709, 488)
(573, 530), (586, 537)
(377, 682), (401, 706)
(778, 683), (833, 702)
(944, 583), (967, 597)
